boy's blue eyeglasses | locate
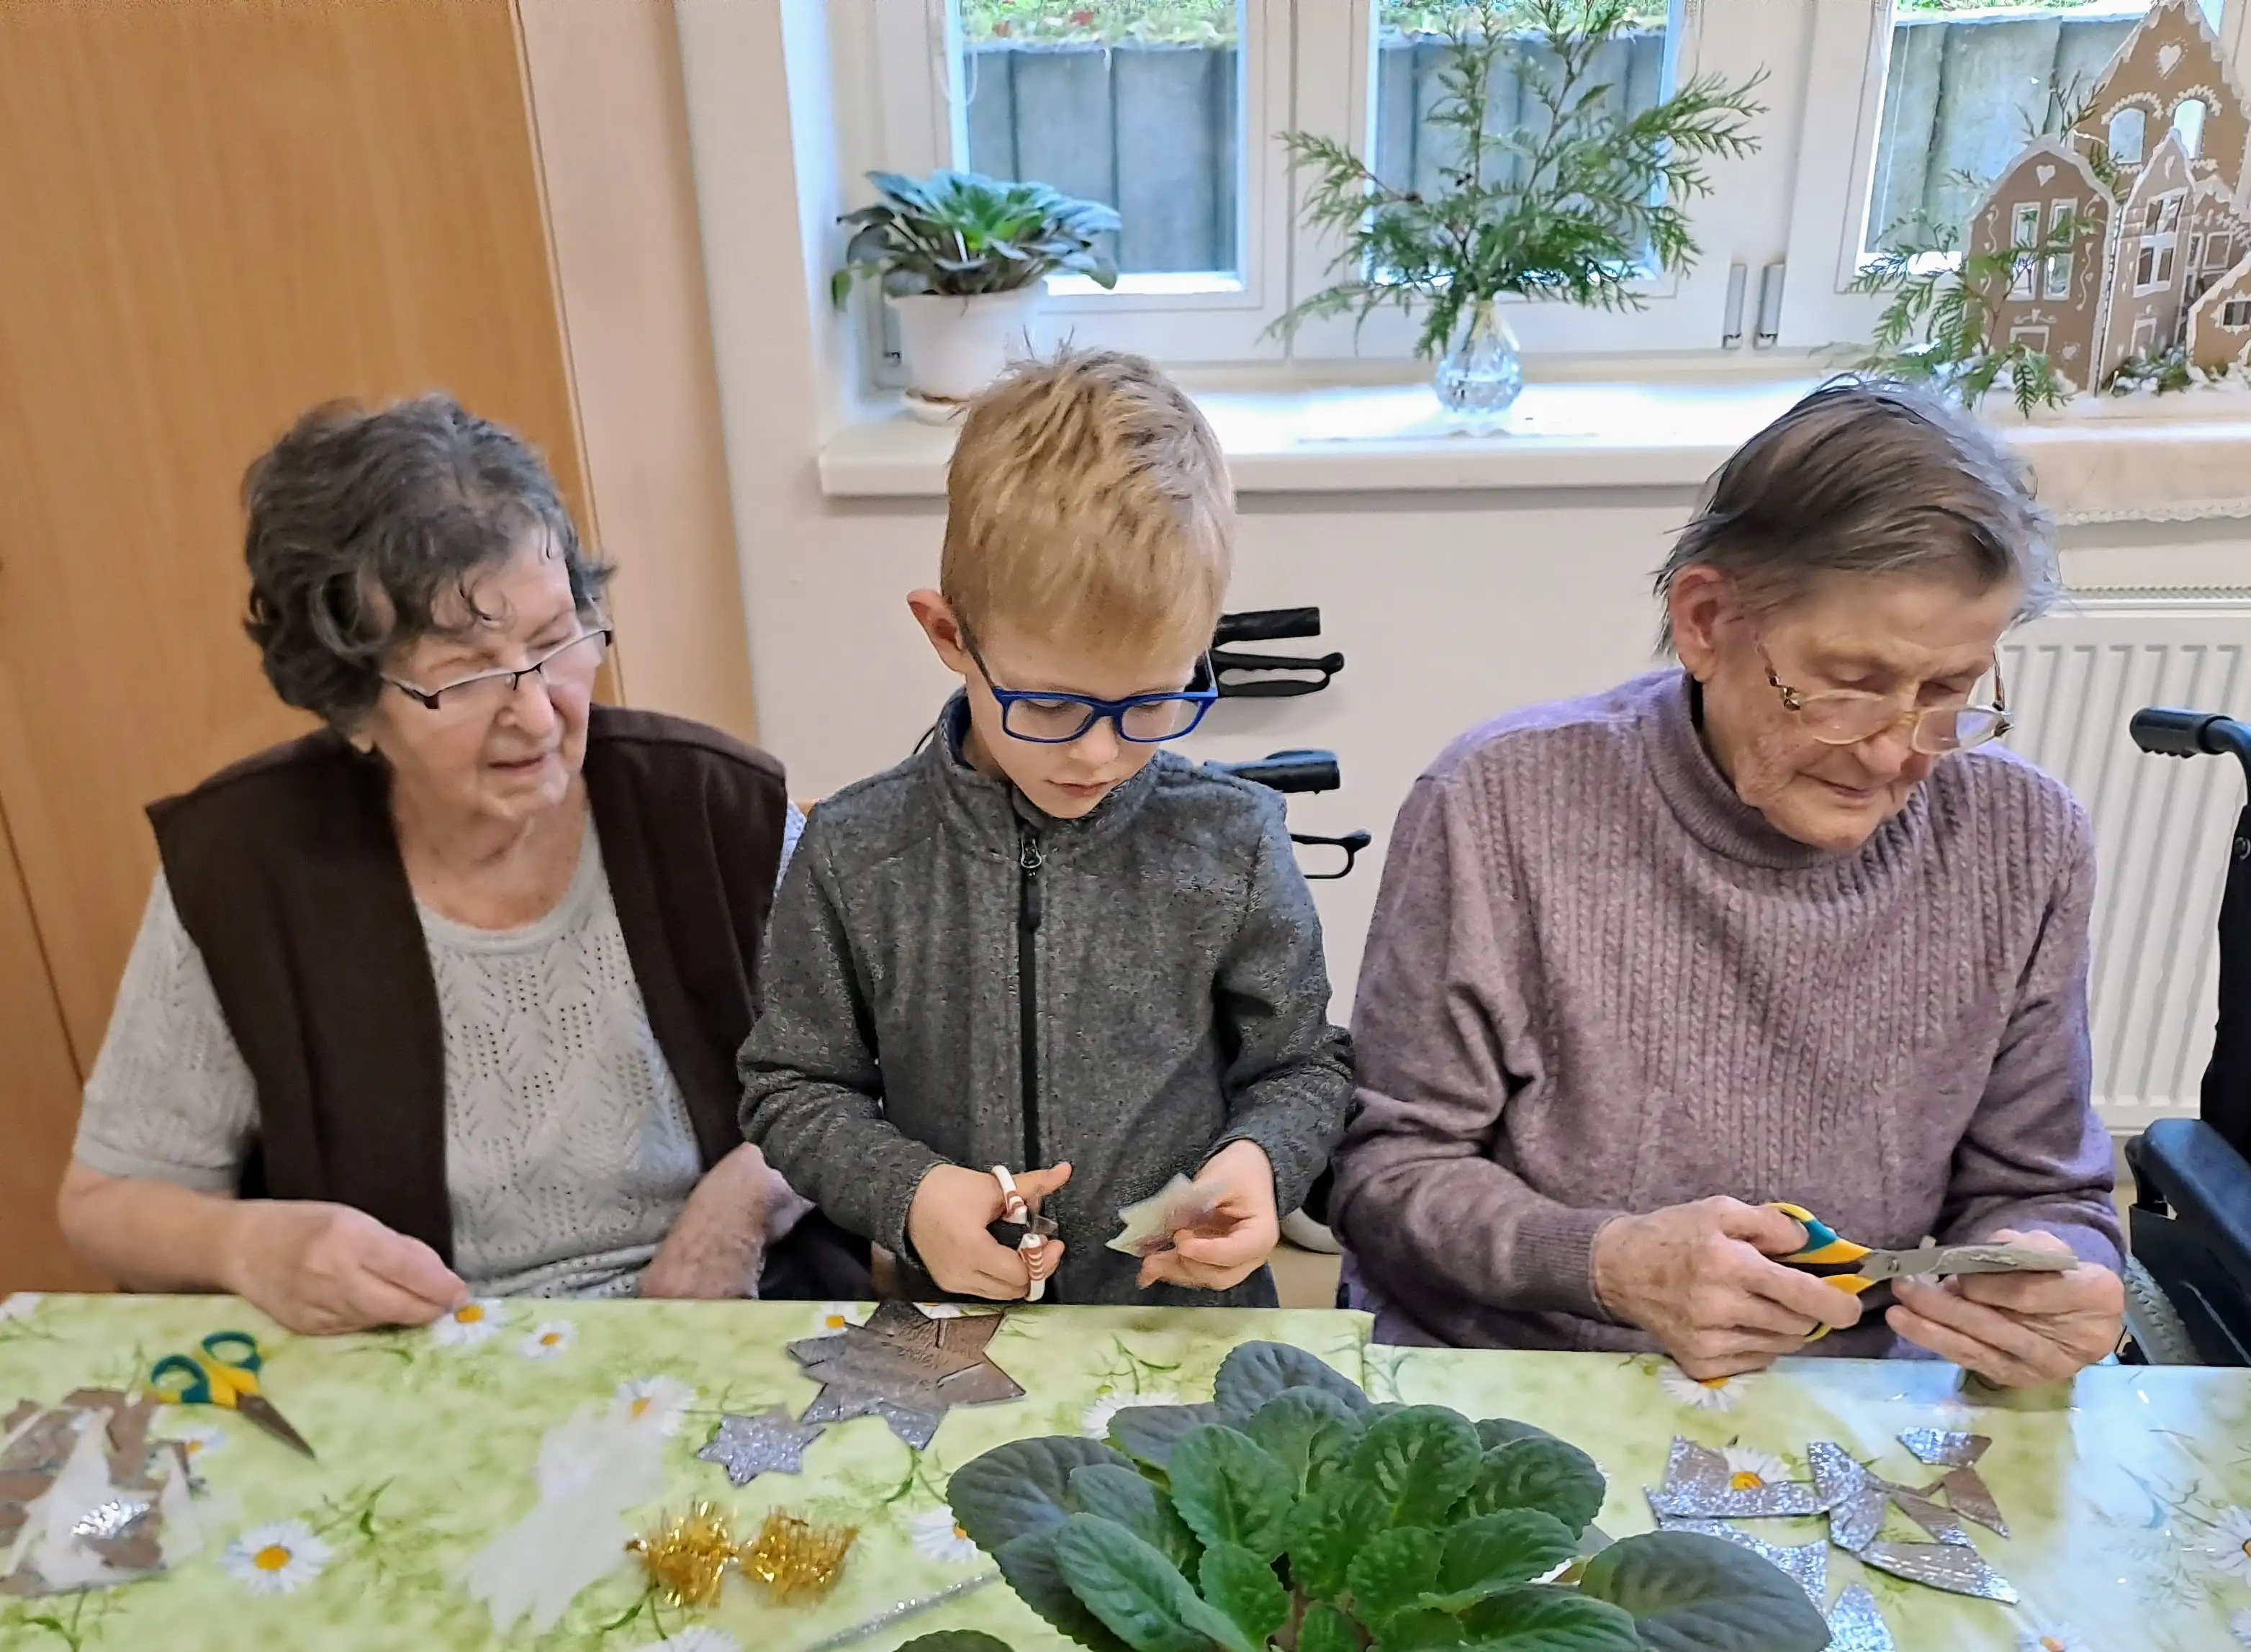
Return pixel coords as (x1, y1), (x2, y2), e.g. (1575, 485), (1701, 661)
(963, 628), (1219, 745)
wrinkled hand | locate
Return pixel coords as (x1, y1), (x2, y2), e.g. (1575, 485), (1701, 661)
(1137, 1140), (1279, 1292)
(226, 1201), (471, 1335)
(1591, 1197), (1863, 1379)
(1887, 1228), (2122, 1386)
(641, 1144), (798, 1301)
(908, 1162), (1071, 1300)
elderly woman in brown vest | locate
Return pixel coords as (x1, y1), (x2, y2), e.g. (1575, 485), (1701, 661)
(56, 394), (861, 1334)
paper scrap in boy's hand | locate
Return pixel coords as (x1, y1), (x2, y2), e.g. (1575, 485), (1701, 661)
(1106, 1175), (1226, 1258)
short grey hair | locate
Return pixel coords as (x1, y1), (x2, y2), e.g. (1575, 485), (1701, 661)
(1653, 377), (2057, 652)
(242, 394), (611, 728)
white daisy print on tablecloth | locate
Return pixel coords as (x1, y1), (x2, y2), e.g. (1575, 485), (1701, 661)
(611, 1376), (698, 1436)
(2015, 1624), (2088, 1652)
(429, 1299), (506, 1347)
(813, 1302), (867, 1332)
(1083, 1390), (1186, 1439)
(1718, 1446), (1789, 1492)
(2206, 1506), (2251, 1581)
(1657, 1363), (1746, 1412)
(221, 1520), (334, 1595)
(626, 1628), (744, 1652)
(910, 1507), (982, 1563)
(166, 1421), (228, 1461)
(0, 1293), (43, 1322)
(2230, 1607), (2251, 1646)
(519, 1321), (577, 1360)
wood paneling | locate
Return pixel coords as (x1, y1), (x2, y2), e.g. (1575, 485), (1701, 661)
(0, 0), (588, 1066)
(0, 803), (103, 1292)
(517, 0), (762, 741)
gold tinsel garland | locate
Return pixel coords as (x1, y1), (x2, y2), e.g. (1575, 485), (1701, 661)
(627, 1502), (857, 1610)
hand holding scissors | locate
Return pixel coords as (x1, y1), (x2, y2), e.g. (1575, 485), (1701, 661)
(1766, 1203), (2072, 1340)
(149, 1330), (317, 1458)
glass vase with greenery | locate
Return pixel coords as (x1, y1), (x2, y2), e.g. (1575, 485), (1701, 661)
(1271, 0), (1764, 412)
(903, 1341), (1830, 1652)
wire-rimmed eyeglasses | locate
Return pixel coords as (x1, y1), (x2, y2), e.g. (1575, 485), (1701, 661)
(1760, 641), (2011, 757)
(382, 628), (611, 715)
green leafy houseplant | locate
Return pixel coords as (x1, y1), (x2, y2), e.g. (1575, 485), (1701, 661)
(1272, 0), (1765, 360)
(830, 169), (1122, 307)
(908, 1342), (1829, 1652)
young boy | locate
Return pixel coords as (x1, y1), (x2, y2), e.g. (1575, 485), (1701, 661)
(740, 350), (1353, 1306)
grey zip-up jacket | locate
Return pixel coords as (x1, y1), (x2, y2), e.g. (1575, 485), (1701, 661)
(739, 698), (1355, 1306)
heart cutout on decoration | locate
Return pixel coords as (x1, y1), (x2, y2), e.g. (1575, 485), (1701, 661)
(2036, 163), (2057, 185)
(2158, 42), (2184, 76)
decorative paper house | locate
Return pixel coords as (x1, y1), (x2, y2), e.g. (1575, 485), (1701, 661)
(1965, 0), (2251, 382)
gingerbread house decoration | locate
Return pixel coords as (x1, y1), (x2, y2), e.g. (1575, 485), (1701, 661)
(1968, 137), (2113, 381)
(2190, 252), (2251, 369)
(2067, 0), (2250, 204)
(1965, 0), (2251, 391)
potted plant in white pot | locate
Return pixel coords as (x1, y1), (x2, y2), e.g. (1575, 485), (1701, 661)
(1273, 0), (1764, 420)
(832, 168), (1122, 421)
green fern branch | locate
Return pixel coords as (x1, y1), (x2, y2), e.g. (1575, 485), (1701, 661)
(1269, 0), (1764, 352)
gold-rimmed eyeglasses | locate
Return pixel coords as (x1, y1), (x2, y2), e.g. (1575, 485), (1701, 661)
(1759, 642), (2012, 757)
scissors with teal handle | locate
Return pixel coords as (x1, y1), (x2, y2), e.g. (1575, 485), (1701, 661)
(1766, 1202), (2074, 1340)
(149, 1331), (316, 1458)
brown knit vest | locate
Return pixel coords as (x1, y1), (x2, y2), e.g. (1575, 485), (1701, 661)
(147, 705), (788, 1266)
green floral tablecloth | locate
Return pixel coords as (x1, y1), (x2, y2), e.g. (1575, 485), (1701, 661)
(1, 1291), (2249, 1652)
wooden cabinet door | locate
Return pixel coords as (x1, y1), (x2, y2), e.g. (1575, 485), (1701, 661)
(0, 0), (590, 1070)
(0, 808), (102, 1292)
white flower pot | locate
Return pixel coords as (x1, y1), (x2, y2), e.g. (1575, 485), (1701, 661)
(891, 286), (1046, 421)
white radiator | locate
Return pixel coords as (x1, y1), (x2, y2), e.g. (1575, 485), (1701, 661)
(2002, 592), (2251, 1132)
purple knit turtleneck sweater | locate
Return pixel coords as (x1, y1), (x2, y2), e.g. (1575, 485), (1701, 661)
(1333, 669), (2121, 1357)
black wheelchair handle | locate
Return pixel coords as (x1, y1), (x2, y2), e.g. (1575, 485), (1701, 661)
(1214, 606), (1322, 646)
(2132, 707), (2251, 786)
(1291, 829), (1372, 881)
(1207, 749), (1340, 795)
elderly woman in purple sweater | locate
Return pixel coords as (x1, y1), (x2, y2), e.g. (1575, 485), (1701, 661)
(1333, 381), (2125, 1388)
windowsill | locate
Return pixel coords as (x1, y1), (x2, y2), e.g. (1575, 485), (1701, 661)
(816, 370), (2251, 523)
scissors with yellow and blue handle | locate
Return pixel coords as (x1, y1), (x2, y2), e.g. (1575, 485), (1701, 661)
(148, 1331), (317, 1458)
(1766, 1203), (2074, 1340)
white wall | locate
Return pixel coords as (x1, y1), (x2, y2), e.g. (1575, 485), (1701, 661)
(675, 1), (2251, 1024)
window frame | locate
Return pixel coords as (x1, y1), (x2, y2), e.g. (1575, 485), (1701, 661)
(850, 0), (1296, 364)
(1776, 0), (2251, 351)
(1282, 0), (1765, 362)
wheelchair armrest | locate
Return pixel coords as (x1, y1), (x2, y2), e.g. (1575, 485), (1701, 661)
(2134, 1117), (2251, 1291)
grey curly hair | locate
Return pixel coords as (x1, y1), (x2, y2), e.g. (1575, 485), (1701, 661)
(241, 393), (611, 728)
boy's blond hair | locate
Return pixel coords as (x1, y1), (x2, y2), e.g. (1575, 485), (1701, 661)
(943, 349), (1232, 663)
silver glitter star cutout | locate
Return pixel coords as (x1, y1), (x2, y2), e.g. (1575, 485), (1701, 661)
(698, 1407), (826, 1486)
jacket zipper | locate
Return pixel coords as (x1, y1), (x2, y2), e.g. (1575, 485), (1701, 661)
(1016, 821), (1045, 1176)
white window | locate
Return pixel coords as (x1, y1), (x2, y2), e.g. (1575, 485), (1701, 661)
(2008, 202), (2040, 298)
(2224, 297), (2251, 327)
(2173, 96), (2209, 158)
(851, 0), (1293, 363)
(1280, 0), (1758, 360)
(838, 0), (2245, 374)
(2111, 106), (2149, 167)
(2043, 197), (2075, 299)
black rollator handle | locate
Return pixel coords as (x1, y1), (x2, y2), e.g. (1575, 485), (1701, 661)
(1211, 608), (1344, 699)
(2132, 707), (2251, 787)
(1213, 607), (1322, 646)
(1290, 829), (1372, 881)
(1205, 749), (1340, 795)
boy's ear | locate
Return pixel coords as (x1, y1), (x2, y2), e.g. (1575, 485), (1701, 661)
(907, 588), (975, 677)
